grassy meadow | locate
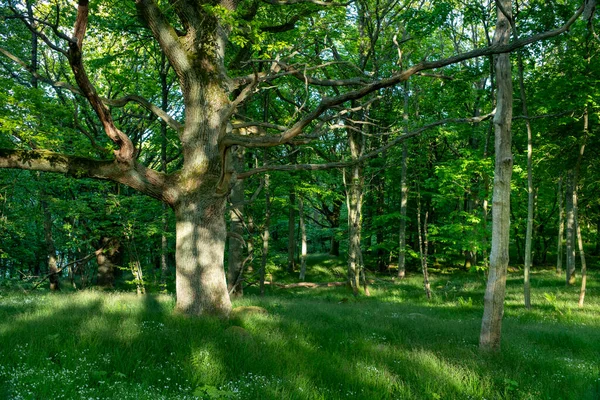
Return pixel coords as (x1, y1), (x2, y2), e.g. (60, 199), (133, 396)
(0, 255), (599, 399)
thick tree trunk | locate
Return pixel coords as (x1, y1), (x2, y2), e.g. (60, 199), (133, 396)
(556, 177), (564, 274)
(174, 191), (232, 316)
(299, 197), (308, 281)
(480, 0), (513, 352)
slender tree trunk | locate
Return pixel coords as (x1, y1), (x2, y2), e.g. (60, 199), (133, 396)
(398, 83), (409, 279)
(260, 173), (270, 296)
(556, 177), (564, 274)
(226, 146), (245, 297)
(299, 197), (308, 281)
(287, 187), (297, 273)
(329, 198), (342, 256)
(345, 119), (366, 295)
(595, 216), (600, 256)
(516, 50), (534, 309)
(565, 174), (576, 285)
(417, 189), (431, 299)
(480, 0), (513, 352)
(41, 199), (60, 291)
(575, 195), (587, 307)
(159, 53), (169, 290)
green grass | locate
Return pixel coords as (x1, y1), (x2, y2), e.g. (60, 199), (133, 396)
(0, 263), (599, 399)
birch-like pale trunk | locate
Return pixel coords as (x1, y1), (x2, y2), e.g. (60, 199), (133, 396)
(480, 0), (513, 352)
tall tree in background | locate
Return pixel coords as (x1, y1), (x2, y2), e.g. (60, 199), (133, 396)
(480, 0), (513, 352)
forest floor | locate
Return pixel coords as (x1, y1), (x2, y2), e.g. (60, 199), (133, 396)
(0, 255), (599, 399)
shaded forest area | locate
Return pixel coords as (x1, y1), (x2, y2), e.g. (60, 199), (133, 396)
(0, 0), (599, 354)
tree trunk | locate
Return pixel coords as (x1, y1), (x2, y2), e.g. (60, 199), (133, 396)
(398, 83), (409, 279)
(345, 120), (366, 295)
(480, 0), (513, 352)
(574, 195), (587, 307)
(299, 196), (308, 281)
(174, 191), (232, 316)
(41, 199), (60, 291)
(287, 187), (297, 273)
(159, 52), (170, 290)
(417, 189), (431, 299)
(96, 237), (122, 287)
(517, 48), (534, 309)
(226, 146), (245, 297)
(565, 174), (576, 285)
(329, 198), (342, 256)
(595, 216), (600, 256)
(556, 177), (564, 274)
(260, 173), (270, 296)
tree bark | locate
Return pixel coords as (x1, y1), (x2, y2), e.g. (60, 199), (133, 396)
(159, 52), (169, 290)
(565, 174), (576, 285)
(226, 146), (245, 297)
(174, 190), (231, 316)
(41, 198), (60, 291)
(397, 83), (409, 279)
(556, 177), (564, 274)
(417, 189), (431, 299)
(575, 195), (587, 307)
(287, 187), (297, 273)
(260, 173), (270, 296)
(517, 49), (534, 309)
(299, 196), (308, 281)
(480, 0), (513, 352)
(95, 237), (122, 288)
(345, 126), (366, 296)
(329, 198), (342, 256)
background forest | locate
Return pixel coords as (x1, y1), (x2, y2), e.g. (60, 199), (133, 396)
(0, 0), (599, 398)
